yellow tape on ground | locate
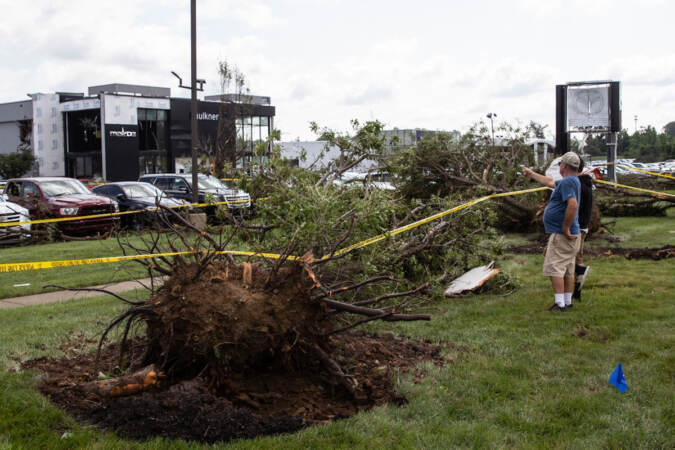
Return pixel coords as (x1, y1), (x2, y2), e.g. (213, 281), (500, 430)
(0, 198), (261, 228)
(1, 187), (547, 272)
(595, 179), (675, 198)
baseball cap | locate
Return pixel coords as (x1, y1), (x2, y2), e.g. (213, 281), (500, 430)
(560, 152), (580, 169)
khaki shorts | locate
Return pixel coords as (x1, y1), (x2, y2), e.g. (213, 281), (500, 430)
(543, 233), (581, 278)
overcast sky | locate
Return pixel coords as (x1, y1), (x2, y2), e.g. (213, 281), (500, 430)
(1, 0), (673, 140)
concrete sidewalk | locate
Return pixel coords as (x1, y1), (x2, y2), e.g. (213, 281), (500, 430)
(0, 278), (161, 310)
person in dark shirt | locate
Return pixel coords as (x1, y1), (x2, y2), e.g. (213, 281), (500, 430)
(574, 159), (594, 300)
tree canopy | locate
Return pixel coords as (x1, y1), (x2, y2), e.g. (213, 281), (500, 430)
(579, 127), (674, 162)
(0, 149), (34, 179)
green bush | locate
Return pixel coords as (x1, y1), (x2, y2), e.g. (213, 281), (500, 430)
(0, 150), (34, 179)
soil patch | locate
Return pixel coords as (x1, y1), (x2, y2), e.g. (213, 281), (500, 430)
(508, 243), (674, 260)
(573, 326), (611, 344)
(22, 332), (447, 444)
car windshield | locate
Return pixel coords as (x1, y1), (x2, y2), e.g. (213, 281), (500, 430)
(122, 183), (162, 198)
(197, 175), (225, 190)
(40, 179), (90, 197)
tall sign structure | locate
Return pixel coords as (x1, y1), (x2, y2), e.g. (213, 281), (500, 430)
(555, 81), (621, 181)
(190, 0), (198, 202)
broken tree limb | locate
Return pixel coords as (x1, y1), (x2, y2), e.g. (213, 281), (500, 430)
(319, 297), (431, 321)
(79, 364), (161, 398)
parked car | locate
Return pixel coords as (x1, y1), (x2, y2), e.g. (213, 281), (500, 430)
(334, 171), (396, 190)
(3, 177), (119, 235)
(92, 182), (189, 229)
(0, 196), (30, 243)
(139, 173), (251, 212)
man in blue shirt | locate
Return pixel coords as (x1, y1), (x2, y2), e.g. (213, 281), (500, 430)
(523, 152), (582, 311)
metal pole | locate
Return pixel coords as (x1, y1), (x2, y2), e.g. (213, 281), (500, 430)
(190, 0), (199, 203)
(606, 132), (617, 183)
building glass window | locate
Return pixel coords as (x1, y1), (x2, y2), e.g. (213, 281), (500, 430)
(138, 108), (169, 175)
(68, 155), (102, 179)
(64, 109), (102, 179)
(138, 108), (168, 151)
(234, 115), (272, 167)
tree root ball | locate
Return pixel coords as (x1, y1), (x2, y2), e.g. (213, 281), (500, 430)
(143, 261), (331, 377)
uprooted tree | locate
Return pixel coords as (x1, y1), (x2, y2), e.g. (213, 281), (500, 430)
(386, 121), (546, 231)
(241, 119), (505, 285)
(77, 205), (432, 400)
(78, 119), (510, 400)
(595, 178), (675, 217)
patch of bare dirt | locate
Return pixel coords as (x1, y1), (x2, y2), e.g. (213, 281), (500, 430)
(22, 332), (447, 444)
(573, 326), (611, 344)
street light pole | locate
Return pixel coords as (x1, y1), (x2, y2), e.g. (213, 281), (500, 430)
(486, 113), (497, 146)
(190, 0), (199, 203)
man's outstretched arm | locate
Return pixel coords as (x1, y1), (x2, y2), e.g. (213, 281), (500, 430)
(522, 167), (555, 188)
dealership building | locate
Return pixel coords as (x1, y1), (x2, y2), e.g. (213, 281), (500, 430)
(0, 83), (275, 181)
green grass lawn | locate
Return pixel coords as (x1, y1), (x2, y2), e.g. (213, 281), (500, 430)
(599, 207), (675, 248)
(0, 214), (673, 448)
(0, 236), (150, 299)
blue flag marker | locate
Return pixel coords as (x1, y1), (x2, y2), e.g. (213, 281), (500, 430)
(609, 363), (628, 393)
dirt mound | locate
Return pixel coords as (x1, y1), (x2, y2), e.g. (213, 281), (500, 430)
(23, 332), (447, 444)
(140, 261), (330, 379)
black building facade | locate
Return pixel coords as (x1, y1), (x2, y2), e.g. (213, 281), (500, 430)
(0, 84), (275, 181)
(169, 98), (275, 174)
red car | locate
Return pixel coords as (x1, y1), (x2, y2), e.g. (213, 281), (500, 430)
(3, 177), (119, 235)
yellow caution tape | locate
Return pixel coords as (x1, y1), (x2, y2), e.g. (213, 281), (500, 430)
(596, 162), (675, 180)
(215, 250), (298, 261)
(617, 165), (675, 180)
(595, 179), (675, 198)
(324, 186), (548, 260)
(0, 251), (192, 273)
(0, 198), (260, 228)
(0, 186), (548, 272)
(0, 249), (295, 273)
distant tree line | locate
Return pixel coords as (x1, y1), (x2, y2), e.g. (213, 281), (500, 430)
(581, 121), (675, 162)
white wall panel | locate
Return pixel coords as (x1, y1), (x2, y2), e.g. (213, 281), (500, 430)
(31, 94), (65, 176)
(103, 95), (169, 125)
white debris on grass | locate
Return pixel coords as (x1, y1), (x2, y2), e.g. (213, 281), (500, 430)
(444, 261), (500, 297)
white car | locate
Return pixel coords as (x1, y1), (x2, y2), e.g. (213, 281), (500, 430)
(334, 171), (396, 190)
(0, 196), (31, 243)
